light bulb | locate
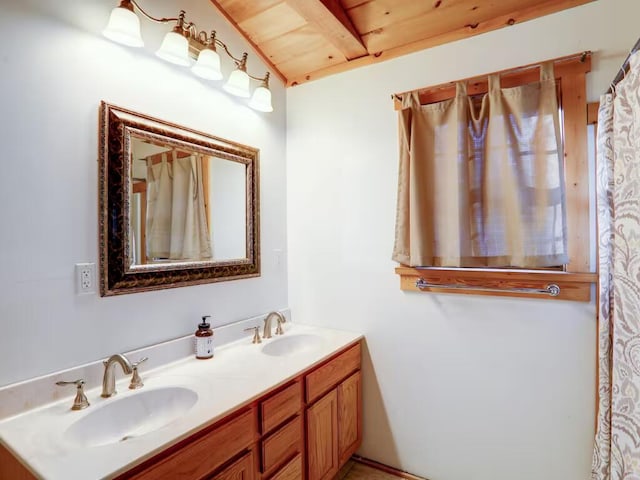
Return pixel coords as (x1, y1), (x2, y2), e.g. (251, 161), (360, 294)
(156, 30), (190, 66)
(223, 68), (251, 98)
(103, 3), (143, 47)
(249, 85), (273, 112)
(192, 48), (223, 80)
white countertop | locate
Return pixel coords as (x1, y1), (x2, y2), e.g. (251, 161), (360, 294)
(0, 323), (362, 480)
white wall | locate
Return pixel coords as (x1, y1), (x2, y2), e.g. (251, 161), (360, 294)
(286, 1), (638, 479)
(0, 0), (287, 387)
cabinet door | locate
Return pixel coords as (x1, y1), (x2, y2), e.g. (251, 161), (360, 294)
(306, 389), (338, 480)
(338, 371), (361, 464)
(212, 449), (256, 480)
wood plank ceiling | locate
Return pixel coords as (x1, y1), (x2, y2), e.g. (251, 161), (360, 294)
(209, 0), (596, 87)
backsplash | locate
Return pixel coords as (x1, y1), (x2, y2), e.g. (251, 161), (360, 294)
(0, 310), (291, 421)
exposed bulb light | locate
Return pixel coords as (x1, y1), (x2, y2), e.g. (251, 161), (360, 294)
(192, 33), (223, 80)
(249, 74), (273, 112)
(103, 0), (144, 48)
(156, 28), (190, 66)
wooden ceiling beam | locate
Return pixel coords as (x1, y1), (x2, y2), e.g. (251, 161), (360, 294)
(287, 0), (595, 86)
(285, 0), (368, 60)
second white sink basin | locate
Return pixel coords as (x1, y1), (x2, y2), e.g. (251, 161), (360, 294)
(64, 386), (198, 447)
(261, 334), (326, 357)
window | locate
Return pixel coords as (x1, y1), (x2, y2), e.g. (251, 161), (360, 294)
(392, 53), (597, 301)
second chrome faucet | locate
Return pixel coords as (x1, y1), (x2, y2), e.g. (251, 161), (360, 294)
(263, 311), (286, 339)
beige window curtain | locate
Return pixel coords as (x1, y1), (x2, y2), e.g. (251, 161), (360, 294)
(393, 62), (569, 268)
(146, 151), (212, 261)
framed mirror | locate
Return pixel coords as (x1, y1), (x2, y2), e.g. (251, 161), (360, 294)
(98, 102), (260, 296)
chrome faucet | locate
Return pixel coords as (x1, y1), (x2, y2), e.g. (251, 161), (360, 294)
(263, 311), (286, 339)
(101, 354), (133, 398)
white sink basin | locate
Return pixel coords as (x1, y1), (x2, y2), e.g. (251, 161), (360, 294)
(64, 387), (198, 447)
(261, 334), (326, 357)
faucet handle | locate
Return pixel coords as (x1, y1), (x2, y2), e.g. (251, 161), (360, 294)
(56, 379), (90, 411)
(132, 357), (148, 368)
(129, 357), (148, 390)
(244, 326), (262, 344)
(275, 315), (286, 335)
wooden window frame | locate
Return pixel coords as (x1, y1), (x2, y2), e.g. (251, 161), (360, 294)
(394, 53), (597, 301)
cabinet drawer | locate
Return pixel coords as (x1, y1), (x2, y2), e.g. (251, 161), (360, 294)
(269, 453), (302, 480)
(261, 381), (302, 434)
(131, 408), (258, 480)
(306, 343), (361, 404)
(211, 448), (256, 480)
(261, 415), (303, 474)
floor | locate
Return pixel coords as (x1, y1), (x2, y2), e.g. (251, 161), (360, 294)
(338, 461), (412, 480)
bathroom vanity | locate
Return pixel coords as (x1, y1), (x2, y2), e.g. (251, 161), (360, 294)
(0, 325), (362, 480)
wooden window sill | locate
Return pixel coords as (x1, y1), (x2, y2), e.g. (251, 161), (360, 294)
(395, 266), (597, 302)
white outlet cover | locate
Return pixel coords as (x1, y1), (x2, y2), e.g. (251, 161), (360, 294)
(75, 263), (96, 295)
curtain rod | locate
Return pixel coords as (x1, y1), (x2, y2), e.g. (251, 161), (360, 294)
(391, 51), (590, 103)
(609, 37), (640, 93)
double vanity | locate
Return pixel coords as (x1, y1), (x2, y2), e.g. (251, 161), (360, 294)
(0, 323), (363, 480)
(0, 106), (362, 479)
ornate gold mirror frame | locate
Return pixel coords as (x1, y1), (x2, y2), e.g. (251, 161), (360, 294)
(98, 101), (260, 296)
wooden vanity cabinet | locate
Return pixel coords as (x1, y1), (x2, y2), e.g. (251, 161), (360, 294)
(122, 343), (361, 480)
(305, 343), (362, 480)
(0, 341), (362, 480)
(256, 340), (362, 480)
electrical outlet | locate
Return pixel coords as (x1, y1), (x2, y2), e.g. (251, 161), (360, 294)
(75, 263), (96, 295)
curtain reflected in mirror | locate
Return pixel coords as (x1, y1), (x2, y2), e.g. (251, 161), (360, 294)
(129, 136), (247, 265)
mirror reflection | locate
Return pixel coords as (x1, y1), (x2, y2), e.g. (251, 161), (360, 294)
(129, 135), (247, 265)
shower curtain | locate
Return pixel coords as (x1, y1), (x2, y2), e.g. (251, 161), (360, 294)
(592, 51), (640, 479)
(146, 151), (212, 261)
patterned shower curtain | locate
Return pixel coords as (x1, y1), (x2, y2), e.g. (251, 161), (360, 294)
(592, 51), (640, 479)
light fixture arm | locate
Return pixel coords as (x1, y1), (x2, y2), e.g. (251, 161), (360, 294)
(212, 40), (243, 64)
(128, 0), (179, 24)
(248, 71), (270, 84)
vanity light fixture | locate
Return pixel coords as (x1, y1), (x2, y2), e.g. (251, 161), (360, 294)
(103, 0), (273, 112)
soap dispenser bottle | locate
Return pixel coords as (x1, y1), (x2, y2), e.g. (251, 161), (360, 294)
(195, 315), (214, 360)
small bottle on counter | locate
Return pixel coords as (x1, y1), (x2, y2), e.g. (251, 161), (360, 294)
(195, 315), (214, 360)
